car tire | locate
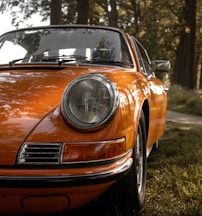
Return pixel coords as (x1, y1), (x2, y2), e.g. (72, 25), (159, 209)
(99, 111), (147, 216)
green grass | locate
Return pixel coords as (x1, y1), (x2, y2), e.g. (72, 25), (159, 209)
(167, 85), (202, 115)
(141, 122), (202, 216)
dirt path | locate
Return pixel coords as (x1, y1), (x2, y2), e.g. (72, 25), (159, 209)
(166, 110), (202, 128)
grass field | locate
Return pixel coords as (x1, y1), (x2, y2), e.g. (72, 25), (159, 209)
(141, 121), (202, 216)
(167, 85), (202, 115)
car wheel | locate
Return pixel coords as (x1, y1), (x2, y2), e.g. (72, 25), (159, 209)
(99, 111), (147, 216)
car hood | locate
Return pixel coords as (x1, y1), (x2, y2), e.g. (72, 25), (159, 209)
(0, 65), (119, 165)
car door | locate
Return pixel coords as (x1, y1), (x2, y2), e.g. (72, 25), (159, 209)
(132, 38), (167, 147)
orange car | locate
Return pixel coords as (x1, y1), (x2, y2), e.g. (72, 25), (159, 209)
(0, 25), (170, 215)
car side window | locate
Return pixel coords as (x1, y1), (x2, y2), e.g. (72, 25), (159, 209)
(131, 37), (151, 75)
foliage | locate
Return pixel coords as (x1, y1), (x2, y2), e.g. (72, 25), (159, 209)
(0, 0), (46, 26)
(141, 122), (202, 215)
(167, 85), (202, 115)
(0, 0), (202, 89)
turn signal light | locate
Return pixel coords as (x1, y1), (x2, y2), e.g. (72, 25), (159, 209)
(61, 138), (125, 163)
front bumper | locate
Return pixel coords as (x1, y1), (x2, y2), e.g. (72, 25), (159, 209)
(0, 156), (132, 188)
(0, 148), (133, 188)
(0, 151), (133, 214)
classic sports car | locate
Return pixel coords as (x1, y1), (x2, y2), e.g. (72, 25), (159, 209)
(0, 25), (170, 215)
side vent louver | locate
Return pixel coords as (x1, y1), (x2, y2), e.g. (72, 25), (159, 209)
(17, 143), (62, 165)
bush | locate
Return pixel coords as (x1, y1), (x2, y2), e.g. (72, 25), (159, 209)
(167, 85), (202, 115)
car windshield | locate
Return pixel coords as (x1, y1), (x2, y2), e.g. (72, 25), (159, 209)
(0, 27), (133, 68)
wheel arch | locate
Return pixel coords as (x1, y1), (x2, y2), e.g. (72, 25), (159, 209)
(141, 100), (149, 142)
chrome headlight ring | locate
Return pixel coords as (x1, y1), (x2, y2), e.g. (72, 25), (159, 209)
(61, 74), (119, 132)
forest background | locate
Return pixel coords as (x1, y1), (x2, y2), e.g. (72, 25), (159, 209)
(0, 0), (201, 90)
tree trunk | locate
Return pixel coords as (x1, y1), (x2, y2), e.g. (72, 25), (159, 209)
(130, 0), (140, 34)
(77, 0), (89, 24)
(50, 0), (62, 25)
(173, 0), (196, 89)
(107, 0), (118, 27)
(199, 60), (202, 89)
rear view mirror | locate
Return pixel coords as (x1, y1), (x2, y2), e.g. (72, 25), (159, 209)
(151, 60), (170, 72)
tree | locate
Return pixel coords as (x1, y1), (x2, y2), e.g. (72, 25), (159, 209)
(195, 0), (202, 89)
(130, 0), (141, 34)
(96, 0), (118, 27)
(77, 0), (89, 24)
(50, 0), (62, 24)
(107, 0), (118, 27)
(173, 0), (196, 89)
(0, 0), (201, 89)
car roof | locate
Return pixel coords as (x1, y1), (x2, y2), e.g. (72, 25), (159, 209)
(0, 24), (127, 37)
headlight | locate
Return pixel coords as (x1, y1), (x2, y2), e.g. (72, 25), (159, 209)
(61, 74), (119, 131)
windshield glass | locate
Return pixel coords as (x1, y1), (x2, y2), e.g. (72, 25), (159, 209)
(0, 27), (133, 68)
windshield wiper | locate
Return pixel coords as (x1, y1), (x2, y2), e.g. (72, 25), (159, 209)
(8, 55), (87, 66)
(9, 57), (30, 66)
(42, 55), (88, 66)
(90, 59), (133, 68)
(8, 55), (133, 68)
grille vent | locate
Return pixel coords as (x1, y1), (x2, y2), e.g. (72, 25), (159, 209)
(17, 143), (62, 165)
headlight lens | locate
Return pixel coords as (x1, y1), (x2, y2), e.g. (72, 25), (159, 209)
(61, 74), (119, 131)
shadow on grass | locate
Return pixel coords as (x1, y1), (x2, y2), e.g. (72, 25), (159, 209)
(141, 122), (202, 216)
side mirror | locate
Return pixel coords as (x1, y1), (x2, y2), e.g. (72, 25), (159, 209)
(151, 60), (171, 72)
